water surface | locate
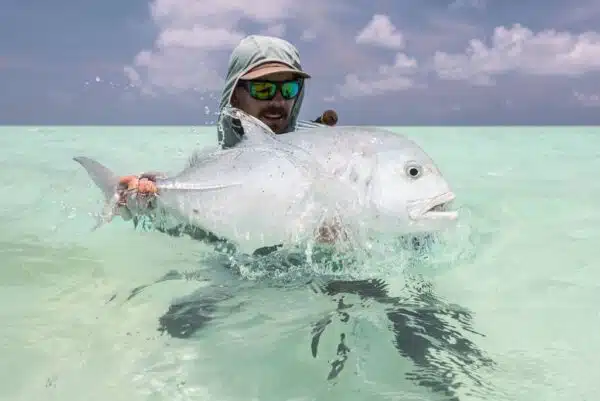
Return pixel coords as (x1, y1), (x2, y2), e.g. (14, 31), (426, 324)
(1, 126), (599, 401)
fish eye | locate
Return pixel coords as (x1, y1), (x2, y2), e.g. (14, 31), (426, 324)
(405, 163), (423, 179)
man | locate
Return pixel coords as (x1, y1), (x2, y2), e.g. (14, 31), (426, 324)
(117, 35), (338, 251)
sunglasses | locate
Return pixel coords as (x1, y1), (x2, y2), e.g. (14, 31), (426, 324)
(237, 79), (303, 101)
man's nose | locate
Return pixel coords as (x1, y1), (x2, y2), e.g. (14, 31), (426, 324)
(270, 91), (286, 105)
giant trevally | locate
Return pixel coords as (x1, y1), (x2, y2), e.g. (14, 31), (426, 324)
(74, 106), (458, 256)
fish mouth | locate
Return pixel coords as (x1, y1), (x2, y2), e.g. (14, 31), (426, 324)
(409, 192), (458, 221)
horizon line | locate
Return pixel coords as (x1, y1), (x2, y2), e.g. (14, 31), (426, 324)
(1, 124), (599, 128)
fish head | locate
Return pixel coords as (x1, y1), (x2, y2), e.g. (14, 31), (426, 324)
(368, 144), (458, 234)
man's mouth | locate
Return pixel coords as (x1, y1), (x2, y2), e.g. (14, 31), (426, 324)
(263, 113), (283, 120)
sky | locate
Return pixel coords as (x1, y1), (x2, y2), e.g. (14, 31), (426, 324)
(2, 0), (600, 125)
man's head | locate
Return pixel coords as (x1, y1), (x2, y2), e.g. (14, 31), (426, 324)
(218, 35), (310, 141)
(231, 62), (309, 134)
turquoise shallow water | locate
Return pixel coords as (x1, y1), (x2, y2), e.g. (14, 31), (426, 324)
(1, 126), (600, 401)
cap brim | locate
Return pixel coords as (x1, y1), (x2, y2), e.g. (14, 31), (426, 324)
(240, 65), (311, 80)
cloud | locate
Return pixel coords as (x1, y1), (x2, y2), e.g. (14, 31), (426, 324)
(573, 91), (600, 107)
(448, 0), (486, 10)
(338, 53), (418, 98)
(300, 29), (317, 42)
(156, 26), (244, 50)
(433, 24), (600, 85)
(336, 14), (419, 98)
(120, 1), (600, 124)
(124, 0), (342, 96)
(261, 23), (286, 37)
(355, 14), (405, 50)
(337, 21), (600, 100)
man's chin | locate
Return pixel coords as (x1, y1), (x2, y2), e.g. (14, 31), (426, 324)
(260, 118), (287, 134)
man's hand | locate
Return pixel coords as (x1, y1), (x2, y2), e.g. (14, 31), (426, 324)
(117, 173), (160, 206)
(314, 109), (338, 126)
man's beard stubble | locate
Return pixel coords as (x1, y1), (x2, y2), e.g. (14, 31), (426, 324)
(259, 105), (289, 134)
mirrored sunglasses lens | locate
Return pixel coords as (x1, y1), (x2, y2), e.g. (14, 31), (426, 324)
(250, 82), (276, 99)
(281, 81), (300, 99)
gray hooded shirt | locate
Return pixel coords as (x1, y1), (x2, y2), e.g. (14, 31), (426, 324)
(216, 35), (323, 148)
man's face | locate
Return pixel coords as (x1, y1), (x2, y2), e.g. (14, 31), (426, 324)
(231, 71), (301, 134)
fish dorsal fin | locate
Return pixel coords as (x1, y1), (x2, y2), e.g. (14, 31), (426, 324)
(218, 105), (278, 148)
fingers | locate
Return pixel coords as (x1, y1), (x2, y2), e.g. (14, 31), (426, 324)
(118, 175), (139, 190)
(118, 174), (158, 195)
(137, 178), (158, 194)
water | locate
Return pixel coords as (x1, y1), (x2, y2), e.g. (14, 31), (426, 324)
(1, 126), (599, 401)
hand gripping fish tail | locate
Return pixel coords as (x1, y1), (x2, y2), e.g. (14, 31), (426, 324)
(118, 175), (159, 196)
(73, 156), (160, 231)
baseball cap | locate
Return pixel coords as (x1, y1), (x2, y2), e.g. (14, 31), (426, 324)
(240, 61), (311, 80)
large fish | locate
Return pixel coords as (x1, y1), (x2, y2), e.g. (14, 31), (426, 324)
(73, 107), (458, 255)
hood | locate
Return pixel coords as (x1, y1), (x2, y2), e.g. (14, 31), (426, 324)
(217, 35), (308, 147)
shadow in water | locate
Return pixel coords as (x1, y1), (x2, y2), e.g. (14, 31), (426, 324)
(311, 278), (496, 400)
(157, 287), (235, 338)
(117, 233), (495, 400)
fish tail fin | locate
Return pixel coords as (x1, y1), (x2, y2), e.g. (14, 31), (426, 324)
(73, 156), (120, 200)
(73, 156), (122, 231)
